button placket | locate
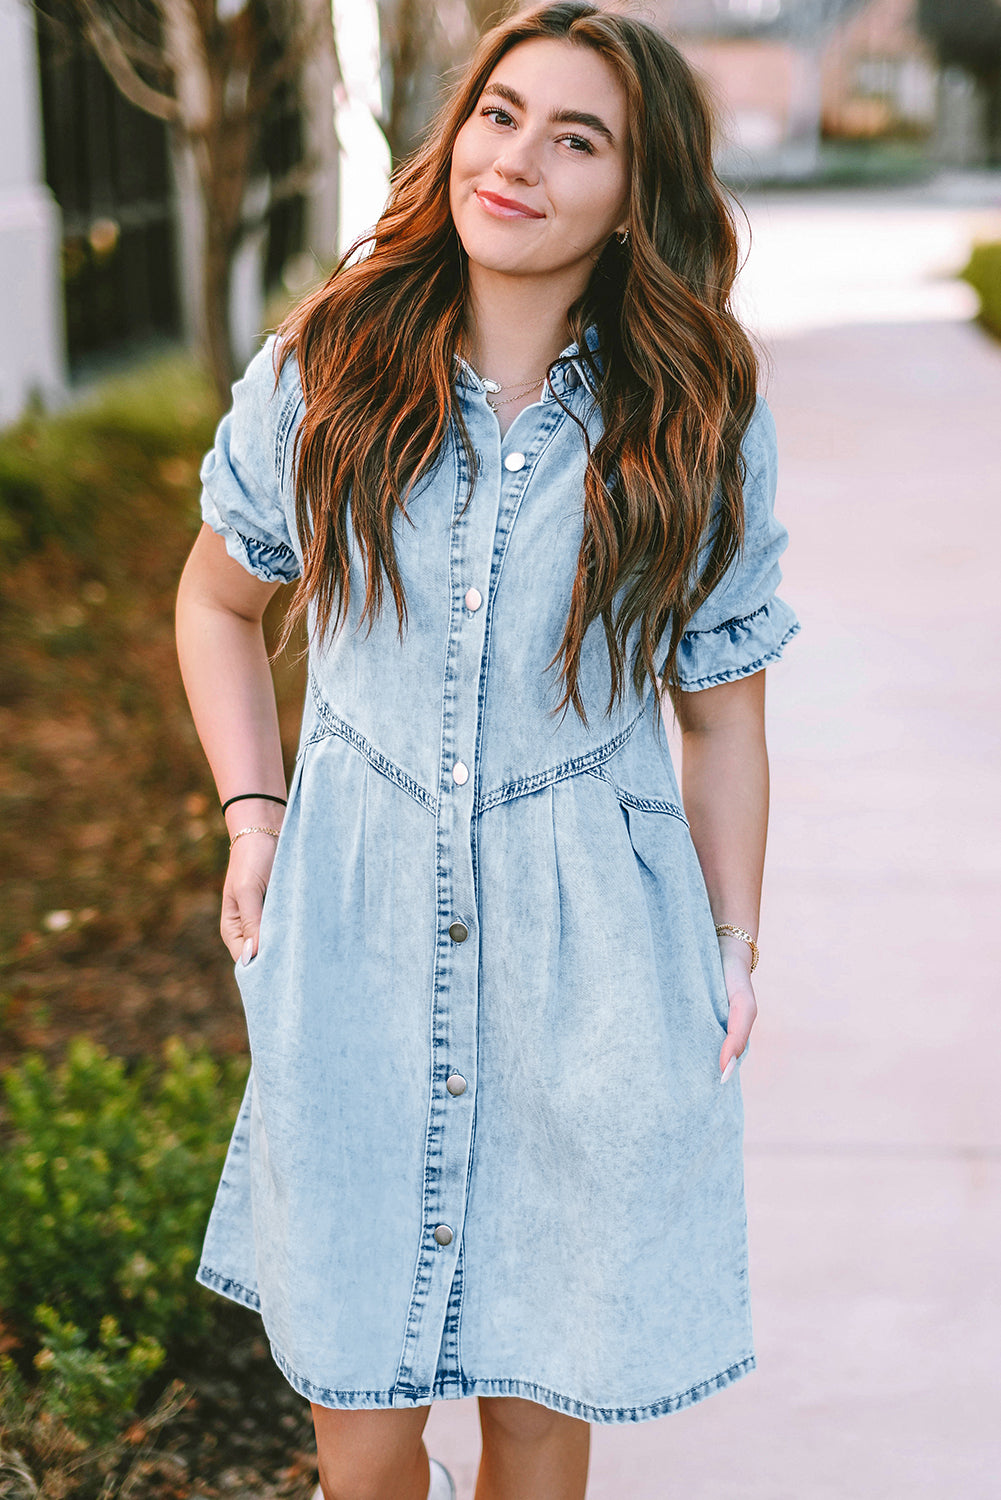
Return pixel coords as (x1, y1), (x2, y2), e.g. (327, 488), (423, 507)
(398, 402), (552, 1391)
(395, 418), (494, 1389)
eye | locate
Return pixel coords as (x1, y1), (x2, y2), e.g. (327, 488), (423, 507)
(560, 133), (595, 155)
(481, 106), (515, 127)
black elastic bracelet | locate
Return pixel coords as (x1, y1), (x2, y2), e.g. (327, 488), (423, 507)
(221, 792), (288, 815)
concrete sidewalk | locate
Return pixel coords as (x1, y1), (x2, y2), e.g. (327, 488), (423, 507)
(424, 182), (1001, 1498)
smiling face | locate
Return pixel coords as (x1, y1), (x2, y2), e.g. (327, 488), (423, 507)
(448, 37), (631, 286)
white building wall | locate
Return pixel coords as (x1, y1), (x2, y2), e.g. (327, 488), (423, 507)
(333, 0), (391, 257)
(0, 0), (64, 425)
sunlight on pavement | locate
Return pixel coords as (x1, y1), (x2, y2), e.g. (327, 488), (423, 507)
(734, 178), (1001, 339)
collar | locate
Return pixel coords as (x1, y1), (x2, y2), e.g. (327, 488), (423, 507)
(560, 323), (603, 398)
(454, 322), (603, 403)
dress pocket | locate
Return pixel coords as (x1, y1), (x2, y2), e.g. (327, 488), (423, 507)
(231, 870), (280, 992)
(614, 790), (732, 1045)
(230, 776), (300, 988)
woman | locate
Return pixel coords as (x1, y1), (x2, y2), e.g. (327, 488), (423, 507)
(175, 4), (800, 1498)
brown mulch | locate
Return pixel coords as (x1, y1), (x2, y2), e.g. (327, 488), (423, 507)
(0, 479), (306, 1071)
(107, 1320), (320, 1500)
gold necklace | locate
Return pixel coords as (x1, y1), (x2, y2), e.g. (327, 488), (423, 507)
(485, 379), (547, 412)
(459, 350), (550, 411)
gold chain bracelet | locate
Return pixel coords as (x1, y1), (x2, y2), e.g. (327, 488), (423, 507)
(714, 924), (759, 972)
(229, 825), (281, 851)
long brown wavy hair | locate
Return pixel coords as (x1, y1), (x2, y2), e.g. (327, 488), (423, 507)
(275, 0), (758, 724)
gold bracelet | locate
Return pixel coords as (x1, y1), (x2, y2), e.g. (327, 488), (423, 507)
(714, 924), (759, 972)
(229, 825), (281, 850)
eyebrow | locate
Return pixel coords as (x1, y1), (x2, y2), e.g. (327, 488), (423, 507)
(481, 82), (617, 146)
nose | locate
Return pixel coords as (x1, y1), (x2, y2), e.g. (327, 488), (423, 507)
(493, 129), (541, 186)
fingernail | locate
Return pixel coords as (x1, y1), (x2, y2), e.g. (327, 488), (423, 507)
(720, 1056), (736, 1084)
(241, 938), (253, 966)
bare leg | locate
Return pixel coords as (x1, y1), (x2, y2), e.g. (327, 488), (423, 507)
(475, 1396), (590, 1500)
(310, 1403), (433, 1500)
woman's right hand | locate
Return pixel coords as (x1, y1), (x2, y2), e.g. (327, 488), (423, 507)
(221, 830), (280, 964)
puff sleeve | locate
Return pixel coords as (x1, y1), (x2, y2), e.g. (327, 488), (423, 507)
(673, 394), (800, 691)
(198, 334), (303, 584)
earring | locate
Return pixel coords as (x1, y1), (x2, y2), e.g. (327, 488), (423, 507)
(615, 228), (630, 244)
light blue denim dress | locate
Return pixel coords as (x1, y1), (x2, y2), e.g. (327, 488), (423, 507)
(195, 328), (800, 1423)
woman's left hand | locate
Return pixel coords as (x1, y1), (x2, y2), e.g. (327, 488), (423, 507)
(717, 933), (758, 1083)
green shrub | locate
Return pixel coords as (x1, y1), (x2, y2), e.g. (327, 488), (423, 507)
(962, 241), (1001, 339)
(0, 1036), (248, 1407)
(0, 353), (217, 563)
(18, 1305), (165, 1448)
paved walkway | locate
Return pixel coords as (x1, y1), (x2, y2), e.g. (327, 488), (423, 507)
(423, 180), (1001, 1498)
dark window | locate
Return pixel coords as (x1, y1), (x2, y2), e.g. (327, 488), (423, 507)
(259, 72), (307, 290)
(35, 10), (179, 371)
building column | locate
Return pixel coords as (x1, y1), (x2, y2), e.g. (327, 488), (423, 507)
(333, 0), (391, 257)
(0, 0), (64, 425)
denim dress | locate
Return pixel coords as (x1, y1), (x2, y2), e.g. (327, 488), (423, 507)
(194, 327), (800, 1424)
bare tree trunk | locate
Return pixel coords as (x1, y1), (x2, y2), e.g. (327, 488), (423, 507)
(984, 68), (1001, 165)
(203, 218), (237, 406)
(377, 0), (515, 165)
(159, 0), (242, 402)
(198, 102), (256, 400)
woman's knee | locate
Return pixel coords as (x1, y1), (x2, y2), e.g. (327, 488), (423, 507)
(310, 1404), (430, 1500)
(478, 1394), (585, 1444)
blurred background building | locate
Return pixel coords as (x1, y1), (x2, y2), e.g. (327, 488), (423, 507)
(658, 0), (937, 180)
(658, 0), (1001, 181)
(1, 0), (1000, 424)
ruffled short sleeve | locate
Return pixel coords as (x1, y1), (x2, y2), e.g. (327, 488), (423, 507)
(199, 334), (303, 584)
(673, 395), (800, 691)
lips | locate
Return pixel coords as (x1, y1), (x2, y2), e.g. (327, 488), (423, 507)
(474, 189), (545, 220)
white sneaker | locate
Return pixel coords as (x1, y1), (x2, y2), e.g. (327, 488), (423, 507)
(311, 1458), (455, 1500)
(428, 1457), (457, 1500)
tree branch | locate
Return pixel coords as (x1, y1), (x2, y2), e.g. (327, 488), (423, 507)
(97, 0), (171, 78)
(77, 1), (179, 121)
(247, 3), (333, 114)
(156, 0), (213, 133)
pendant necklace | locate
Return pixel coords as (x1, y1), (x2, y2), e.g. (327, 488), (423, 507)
(483, 375), (549, 412)
(460, 349), (549, 412)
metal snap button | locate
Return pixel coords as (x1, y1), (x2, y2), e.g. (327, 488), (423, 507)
(503, 451), (526, 472)
(566, 367), (581, 389)
(448, 921), (469, 943)
(464, 587), (482, 612)
(434, 1224), (454, 1245)
(446, 1073), (467, 1096)
(451, 761), (469, 785)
